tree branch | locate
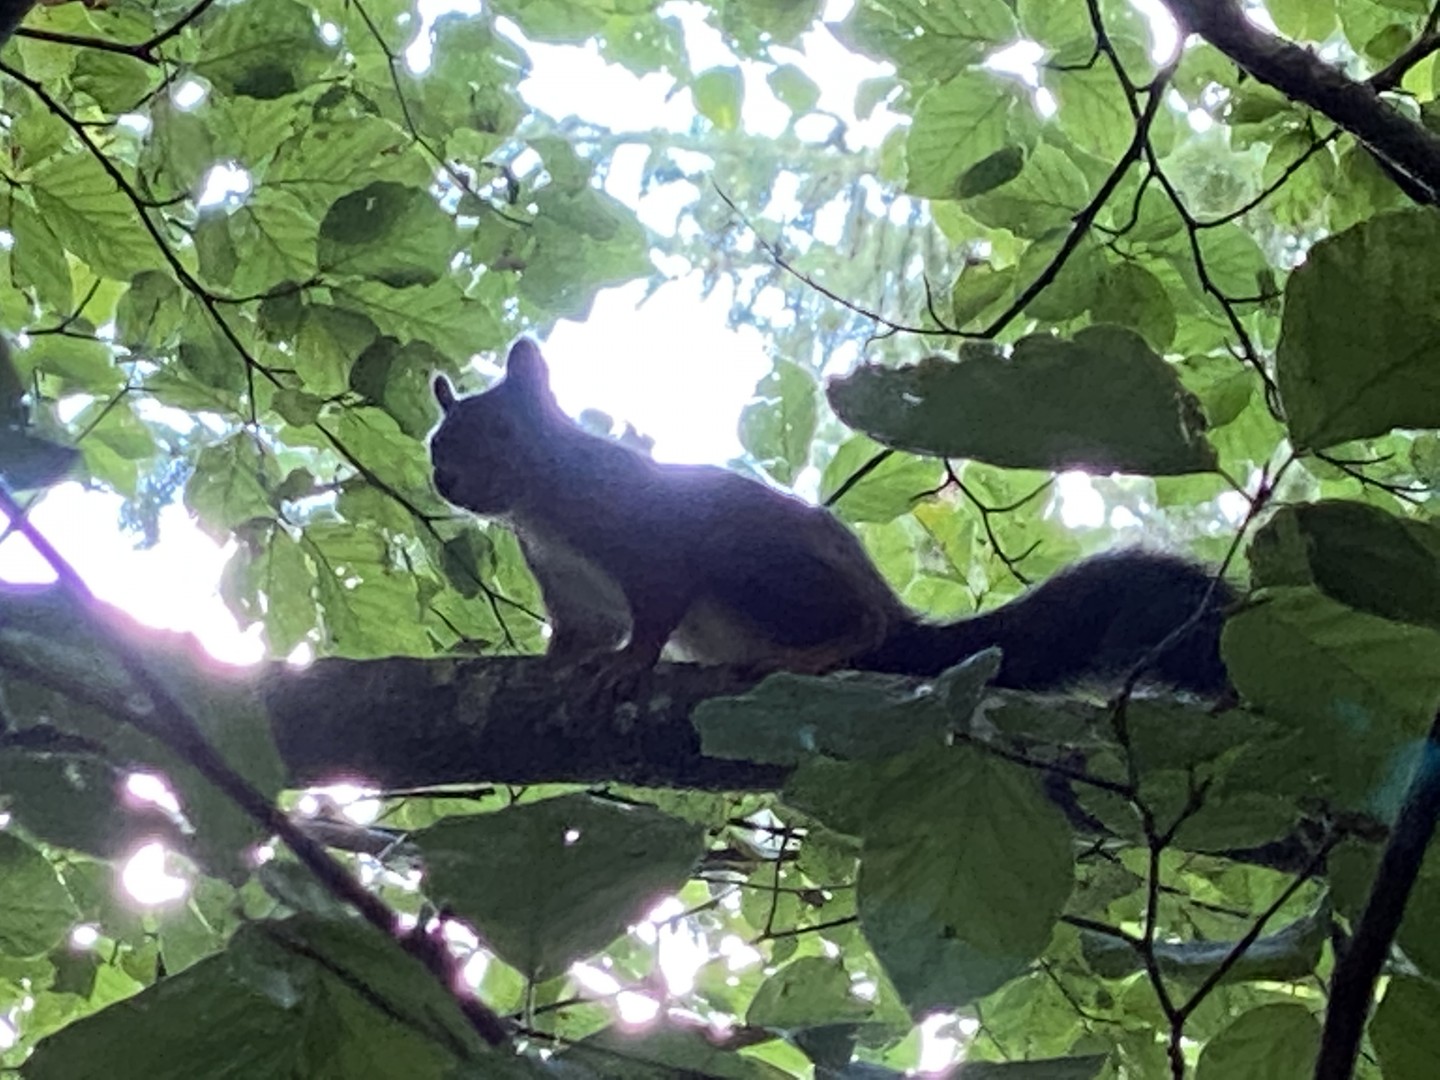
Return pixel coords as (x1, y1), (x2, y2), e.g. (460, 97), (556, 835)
(1164, 0), (1440, 201)
(264, 654), (790, 791)
(1315, 710), (1440, 1080)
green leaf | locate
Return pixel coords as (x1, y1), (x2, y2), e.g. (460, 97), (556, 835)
(1329, 841), (1440, 981)
(788, 746), (1073, 1011)
(738, 359), (818, 486)
(193, 0), (334, 99)
(696, 655), (996, 765)
(9, 199), (74, 312)
(957, 145), (1026, 198)
(294, 304), (380, 396)
(14, 334), (123, 395)
(1016, 0), (1092, 51)
(72, 49), (157, 114)
(1268, 0), (1338, 41)
(414, 14), (526, 145)
(318, 182), (453, 288)
(519, 188), (652, 318)
(335, 279), (505, 363)
(563, 1022), (790, 1078)
(827, 327), (1215, 475)
(185, 434), (277, 538)
(694, 67), (744, 130)
(232, 524), (319, 654)
(1081, 906), (1325, 986)
(29, 153), (163, 281)
(767, 64), (820, 115)
(954, 1057), (1108, 1080)
(116, 270), (185, 352)
(1050, 63), (1135, 161)
(1373, 976), (1440, 1080)
(722, 0), (822, 47)
(1257, 501), (1440, 634)
(964, 143), (1090, 238)
(0, 833), (79, 957)
(176, 309), (250, 394)
(271, 387), (325, 427)
(746, 956), (873, 1030)
(227, 189), (320, 295)
(950, 263), (1014, 327)
(23, 916), (495, 1079)
(1277, 209), (1440, 449)
(415, 793), (705, 980)
(350, 335), (455, 439)
(836, 0), (1016, 85)
(819, 438), (944, 524)
(0, 751), (130, 858)
(1015, 234), (1105, 321)
(1194, 1002), (1319, 1080)
(906, 72), (1024, 199)
(267, 113), (430, 216)
(1222, 586), (1440, 809)
(1091, 261), (1177, 352)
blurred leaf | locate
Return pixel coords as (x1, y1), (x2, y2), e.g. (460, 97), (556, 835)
(694, 67), (744, 130)
(768, 64), (820, 115)
(738, 359), (818, 486)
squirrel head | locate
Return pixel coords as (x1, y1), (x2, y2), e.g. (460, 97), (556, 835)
(429, 338), (559, 515)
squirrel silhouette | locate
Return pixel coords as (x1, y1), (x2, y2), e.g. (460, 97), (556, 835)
(430, 339), (1231, 694)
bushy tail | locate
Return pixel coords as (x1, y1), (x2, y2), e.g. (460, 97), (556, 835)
(858, 552), (1233, 694)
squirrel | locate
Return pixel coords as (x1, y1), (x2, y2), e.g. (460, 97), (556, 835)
(429, 339), (1232, 694)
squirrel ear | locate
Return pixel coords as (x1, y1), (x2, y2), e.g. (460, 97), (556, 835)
(433, 374), (459, 413)
(506, 338), (550, 395)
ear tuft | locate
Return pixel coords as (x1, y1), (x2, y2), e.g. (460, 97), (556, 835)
(433, 374), (458, 413)
(506, 338), (550, 395)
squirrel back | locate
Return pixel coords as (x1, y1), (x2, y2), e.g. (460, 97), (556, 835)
(430, 340), (1231, 693)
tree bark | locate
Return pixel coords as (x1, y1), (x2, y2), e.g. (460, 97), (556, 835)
(1164, 0), (1440, 201)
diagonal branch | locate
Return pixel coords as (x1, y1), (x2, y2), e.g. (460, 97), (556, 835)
(0, 485), (513, 1050)
(1163, 0), (1440, 201)
(1315, 710), (1440, 1080)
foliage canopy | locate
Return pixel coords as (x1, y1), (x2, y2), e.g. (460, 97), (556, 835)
(4, 0), (1440, 1076)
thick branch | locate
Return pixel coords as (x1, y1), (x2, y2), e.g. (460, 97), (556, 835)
(1166, 0), (1440, 200)
(1315, 711), (1440, 1080)
(264, 657), (789, 791)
